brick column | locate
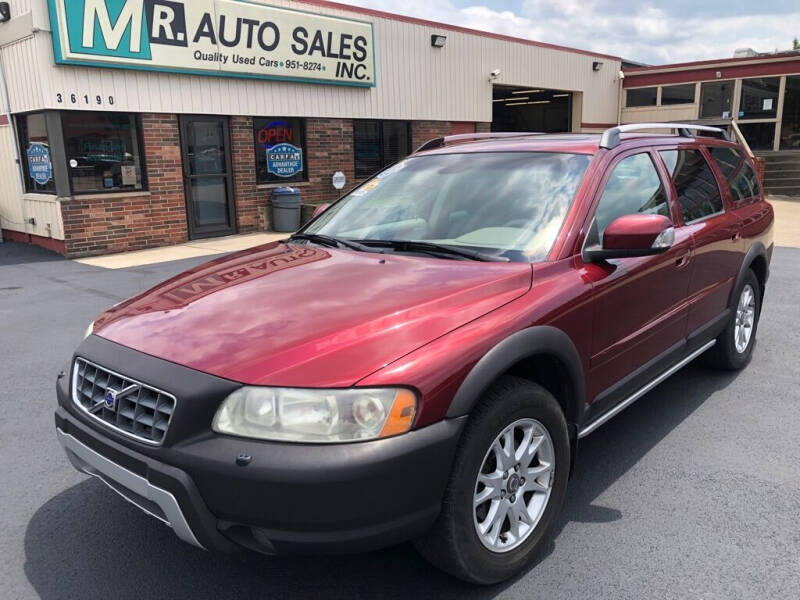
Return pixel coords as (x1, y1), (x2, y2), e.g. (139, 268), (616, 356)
(230, 116), (268, 232)
(141, 113), (188, 244)
(304, 118), (356, 205)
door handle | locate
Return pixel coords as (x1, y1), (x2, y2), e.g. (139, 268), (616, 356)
(731, 231), (742, 242)
(675, 247), (692, 268)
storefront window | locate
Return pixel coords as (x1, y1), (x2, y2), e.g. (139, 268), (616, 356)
(737, 122), (776, 151)
(62, 112), (145, 194)
(700, 81), (733, 119)
(353, 120), (411, 179)
(739, 77), (780, 119)
(780, 76), (800, 150)
(253, 117), (307, 184)
(625, 87), (657, 108)
(17, 113), (56, 194)
(661, 83), (695, 105)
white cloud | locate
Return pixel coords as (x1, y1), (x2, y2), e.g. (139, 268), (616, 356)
(346, 0), (800, 64)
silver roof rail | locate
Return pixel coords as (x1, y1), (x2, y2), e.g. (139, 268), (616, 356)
(599, 123), (729, 150)
(415, 132), (545, 153)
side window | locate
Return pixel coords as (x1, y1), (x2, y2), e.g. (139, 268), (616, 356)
(594, 153), (670, 240)
(660, 149), (723, 223)
(708, 147), (761, 203)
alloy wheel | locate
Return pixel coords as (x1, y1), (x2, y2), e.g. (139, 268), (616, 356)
(734, 283), (756, 354)
(473, 418), (555, 553)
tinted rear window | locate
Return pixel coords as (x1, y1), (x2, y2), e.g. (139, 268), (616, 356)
(660, 149), (723, 223)
(709, 147), (761, 203)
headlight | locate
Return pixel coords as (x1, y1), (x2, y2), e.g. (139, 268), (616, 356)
(212, 387), (417, 443)
(83, 321), (95, 339)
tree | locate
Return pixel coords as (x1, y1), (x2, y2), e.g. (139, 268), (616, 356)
(794, 38), (800, 50)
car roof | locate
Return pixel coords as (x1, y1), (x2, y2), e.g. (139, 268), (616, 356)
(414, 132), (741, 156)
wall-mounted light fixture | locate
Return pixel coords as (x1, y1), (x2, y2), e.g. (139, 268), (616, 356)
(431, 34), (447, 48)
(0, 3), (11, 23)
(592, 61), (604, 72)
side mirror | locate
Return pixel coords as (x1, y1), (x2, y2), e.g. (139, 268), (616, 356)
(583, 214), (674, 262)
(312, 203), (331, 218)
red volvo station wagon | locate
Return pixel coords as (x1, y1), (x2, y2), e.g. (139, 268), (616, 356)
(56, 124), (773, 584)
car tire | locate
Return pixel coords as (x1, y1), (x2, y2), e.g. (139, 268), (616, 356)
(705, 269), (761, 370)
(414, 376), (570, 584)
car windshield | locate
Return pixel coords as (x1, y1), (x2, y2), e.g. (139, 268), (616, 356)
(303, 151), (591, 262)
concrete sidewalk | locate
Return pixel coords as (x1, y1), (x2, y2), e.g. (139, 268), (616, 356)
(769, 197), (800, 249)
(74, 232), (287, 269)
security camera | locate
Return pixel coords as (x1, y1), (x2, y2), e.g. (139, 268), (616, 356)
(489, 69), (501, 82)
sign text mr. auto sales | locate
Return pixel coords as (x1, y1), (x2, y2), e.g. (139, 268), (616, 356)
(48, 0), (375, 87)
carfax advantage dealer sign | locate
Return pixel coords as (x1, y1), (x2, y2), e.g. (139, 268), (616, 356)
(47, 0), (375, 86)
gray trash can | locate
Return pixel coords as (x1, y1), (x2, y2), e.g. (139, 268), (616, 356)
(271, 187), (302, 232)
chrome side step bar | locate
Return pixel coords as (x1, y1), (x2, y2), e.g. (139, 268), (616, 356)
(578, 340), (716, 439)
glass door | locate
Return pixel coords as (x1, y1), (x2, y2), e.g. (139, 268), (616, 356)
(180, 116), (236, 239)
(780, 76), (800, 150)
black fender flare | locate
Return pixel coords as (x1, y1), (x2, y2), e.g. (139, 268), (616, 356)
(731, 241), (767, 306)
(446, 325), (586, 427)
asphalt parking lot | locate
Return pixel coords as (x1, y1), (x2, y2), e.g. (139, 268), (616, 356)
(1, 241), (799, 600)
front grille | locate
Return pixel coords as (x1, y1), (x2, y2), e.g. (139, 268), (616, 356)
(72, 358), (176, 445)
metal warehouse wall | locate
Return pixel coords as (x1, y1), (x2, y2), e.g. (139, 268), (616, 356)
(1, 0), (621, 125)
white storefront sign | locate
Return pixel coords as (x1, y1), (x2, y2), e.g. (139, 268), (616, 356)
(47, 0), (376, 87)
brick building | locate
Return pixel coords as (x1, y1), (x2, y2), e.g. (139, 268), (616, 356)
(0, 0), (621, 257)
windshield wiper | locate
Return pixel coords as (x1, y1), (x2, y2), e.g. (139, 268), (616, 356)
(288, 233), (381, 253)
(357, 240), (510, 262)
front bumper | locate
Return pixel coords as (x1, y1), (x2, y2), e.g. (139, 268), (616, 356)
(57, 426), (204, 549)
(55, 336), (466, 555)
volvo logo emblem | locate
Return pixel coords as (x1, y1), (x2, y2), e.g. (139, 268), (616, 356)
(104, 389), (118, 410)
(90, 384), (141, 414)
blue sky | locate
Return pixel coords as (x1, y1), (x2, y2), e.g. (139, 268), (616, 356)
(349, 0), (800, 64)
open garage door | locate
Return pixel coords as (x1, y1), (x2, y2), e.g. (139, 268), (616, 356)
(492, 86), (572, 133)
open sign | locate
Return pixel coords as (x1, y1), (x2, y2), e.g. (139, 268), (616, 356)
(258, 121), (294, 148)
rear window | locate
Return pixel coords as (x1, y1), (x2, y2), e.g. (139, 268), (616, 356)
(709, 147), (761, 203)
(660, 149), (723, 223)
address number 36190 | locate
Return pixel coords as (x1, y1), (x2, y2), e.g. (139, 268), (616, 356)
(56, 93), (116, 106)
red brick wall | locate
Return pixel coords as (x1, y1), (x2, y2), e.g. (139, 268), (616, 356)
(303, 118), (358, 204)
(231, 115), (269, 231)
(412, 121), (451, 150)
(61, 113), (188, 257)
(411, 121), (491, 149)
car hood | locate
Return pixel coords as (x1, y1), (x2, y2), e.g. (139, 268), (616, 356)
(94, 243), (532, 387)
